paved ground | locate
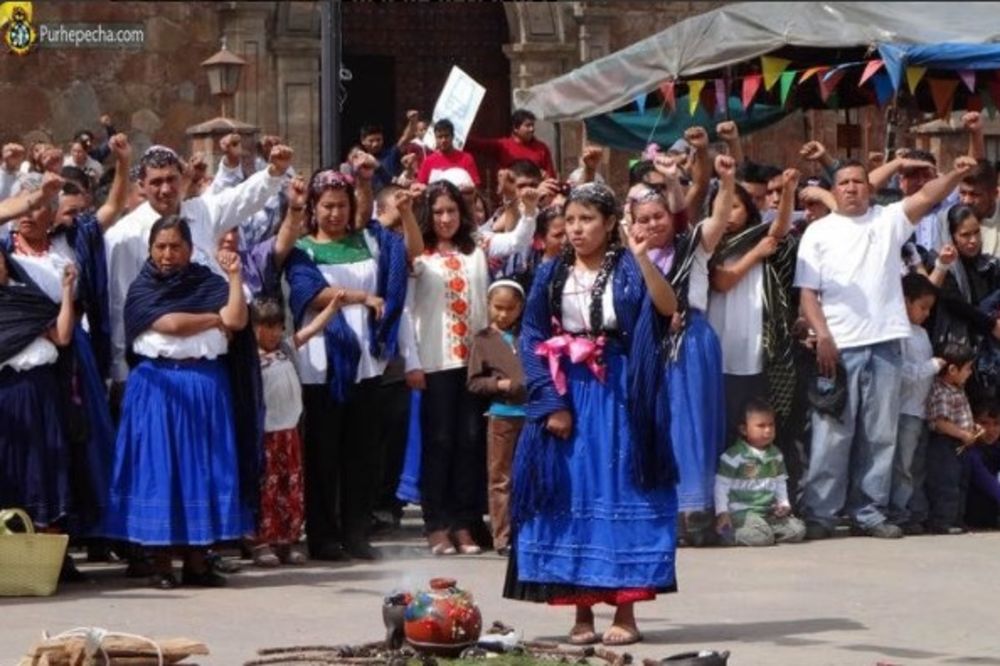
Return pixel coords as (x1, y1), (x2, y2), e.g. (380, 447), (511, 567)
(4, 522), (1000, 666)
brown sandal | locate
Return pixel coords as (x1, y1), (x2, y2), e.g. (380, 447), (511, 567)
(568, 623), (599, 645)
(602, 624), (642, 646)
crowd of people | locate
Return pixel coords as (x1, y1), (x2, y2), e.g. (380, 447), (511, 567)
(2, 103), (1000, 644)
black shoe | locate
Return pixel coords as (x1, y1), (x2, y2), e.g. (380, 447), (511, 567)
(150, 572), (180, 590)
(864, 522), (904, 539)
(181, 566), (228, 587)
(59, 556), (89, 583)
(901, 522), (926, 536)
(496, 546), (511, 557)
(206, 552), (243, 574)
(310, 542), (350, 561)
(804, 523), (833, 540)
(928, 524), (966, 535)
(125, 557), (155, 579)
(344, 539), (380, 561)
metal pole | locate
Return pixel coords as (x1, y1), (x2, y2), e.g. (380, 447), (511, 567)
(320, 0), (341, 167)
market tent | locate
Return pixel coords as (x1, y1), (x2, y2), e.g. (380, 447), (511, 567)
(515, 2), (1000, 122)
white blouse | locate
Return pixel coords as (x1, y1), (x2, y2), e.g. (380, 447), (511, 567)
(560, 266), (617, 333)
(410, 212), (537, 374)
(12, 241), (73, 303)
(132, 329), (229, 360)
(0, 336), (58, 372)
(261, 345), (303, 431)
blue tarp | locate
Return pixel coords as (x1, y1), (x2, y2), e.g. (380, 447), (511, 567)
(879, 42), (1000, 92)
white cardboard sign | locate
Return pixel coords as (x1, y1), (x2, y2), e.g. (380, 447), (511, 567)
(421, 66), (486, 150)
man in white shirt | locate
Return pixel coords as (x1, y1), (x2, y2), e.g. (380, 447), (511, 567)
(794, 155), (976, 539)
(105, 142), (292, 387)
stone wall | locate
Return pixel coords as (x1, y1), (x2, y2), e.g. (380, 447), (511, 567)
(0, 2), (221, 157)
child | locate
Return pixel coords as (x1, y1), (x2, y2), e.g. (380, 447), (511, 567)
(925, 341), (980, 535)
(891, 274), (946, 534)
(466, 279), (526, 556)
(715, 397), (806, 547)
(965, 399), (1000, 529)
(251, 292), (343, 566)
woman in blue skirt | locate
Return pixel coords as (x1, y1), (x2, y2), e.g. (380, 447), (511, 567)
(627, 155), (735, 546)
(104, 215), (261, 589)
(504, 183), (677, 647)
(0, 248), (77, 527)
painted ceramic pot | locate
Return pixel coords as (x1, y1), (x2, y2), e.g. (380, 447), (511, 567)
(403, 577), (482, 654)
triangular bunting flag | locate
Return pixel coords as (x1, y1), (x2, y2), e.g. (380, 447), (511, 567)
(959, 70), (977, 93)
(859, 59), (884, 87)
(906, 66), (928, 95)
(635, 92), (648, 114)
(714, 79), (727, 117)
(819, 69), (846, 102)
(658, 80), (676, 110)
(928, 79), (959, 118)
(761, 56), (792, 91)
(779, 70), (796, 106)
(702, 84), (717, 117)
(968, 94), (984, 113)
(872, 71), (895, 107)
(799, 66), (829, 84)
(688, 80), (705, 115)
(742, 73), (762, 110)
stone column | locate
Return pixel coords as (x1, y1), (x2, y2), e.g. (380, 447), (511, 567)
(272, 2), (321, 175)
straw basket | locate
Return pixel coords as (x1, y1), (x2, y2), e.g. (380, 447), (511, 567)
(0, 508), (68, 597)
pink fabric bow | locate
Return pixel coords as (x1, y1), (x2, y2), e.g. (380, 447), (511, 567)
(535, 331), (607, 395)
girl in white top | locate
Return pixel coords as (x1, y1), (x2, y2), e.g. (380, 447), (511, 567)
(705, 168), (798, 444)
(410, 179), (538, 555)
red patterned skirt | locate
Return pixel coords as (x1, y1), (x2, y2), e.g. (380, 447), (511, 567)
(258, 427), (305, 544)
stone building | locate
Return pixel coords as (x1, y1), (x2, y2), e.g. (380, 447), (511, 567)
(0, 1), (980, 187)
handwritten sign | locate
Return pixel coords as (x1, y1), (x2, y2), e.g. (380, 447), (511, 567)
(421, 66), (486, 150)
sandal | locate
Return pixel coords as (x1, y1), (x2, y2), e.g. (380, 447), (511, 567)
(602, 625), (642, 646)
(568, 623), (599, 646)
(452, 529), (482, 555)
(252, 545), (280, 568)
(427, 530), (456, 556)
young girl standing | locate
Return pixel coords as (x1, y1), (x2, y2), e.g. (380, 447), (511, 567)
(504, 183), (678, 647)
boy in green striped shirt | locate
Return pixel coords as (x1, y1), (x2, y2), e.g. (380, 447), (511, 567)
(715, 398), (806, 546)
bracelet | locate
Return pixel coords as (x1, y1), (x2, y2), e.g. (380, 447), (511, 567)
(934, 259), (952, 272)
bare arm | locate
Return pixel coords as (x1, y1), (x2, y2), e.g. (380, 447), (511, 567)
(49, 266), (77, 346)
(294, 290), (344, 348)
(96, 134), (131, 231)
(800, 287), (839, 378)
(393, 189), (424, 260)
(217, 251), (248, 331)
(903, 157), (975, 224)
(716, 121), (744, 164)
(710, 240), (773, 293)
(150, 312), (222, 336)
(700, 154), (736, 254)
(933, 417), (976, 444)
(683, 126), (711, 216)
(768, 168), (800, 239)
(963, 111), (986, 161)
(274, 176), (307, 271)
(634, 243), (678, 316)
(395, 110), (420, 149)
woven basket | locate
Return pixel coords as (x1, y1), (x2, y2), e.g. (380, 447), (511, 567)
(0, 508), (68, 597)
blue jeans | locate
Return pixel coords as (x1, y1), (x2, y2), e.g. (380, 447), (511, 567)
(889, 413), (929, 525)
(802, 340), (902, 529)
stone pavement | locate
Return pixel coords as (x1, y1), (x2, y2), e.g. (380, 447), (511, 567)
(3, 523), (999, 666)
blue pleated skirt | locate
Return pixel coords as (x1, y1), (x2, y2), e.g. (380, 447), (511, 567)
(71, 325), (116, 535)
(667, 310), (726, 513)
(0, 363), (73, 527)
(103, 357), (253, 546)
(515, 350), (677, 590)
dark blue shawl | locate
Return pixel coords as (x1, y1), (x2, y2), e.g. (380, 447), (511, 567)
(0, 246), (59, 364)
(2, 214), (112, 378)
(124, 259), (264, 510)
(286, 220), (408, 402)
(511, 252), (676, 524)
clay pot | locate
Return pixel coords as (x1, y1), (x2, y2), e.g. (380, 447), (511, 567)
(403, 577), (482, 655)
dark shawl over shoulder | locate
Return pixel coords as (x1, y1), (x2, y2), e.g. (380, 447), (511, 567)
(511, 252), (675, 525)
(124, 259), (264, 511)
(0, 247), (59, 365)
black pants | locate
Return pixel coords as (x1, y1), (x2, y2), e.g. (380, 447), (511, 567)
(377, 379), (411, 516)
(420, 367), (486, 532)
(926, 433), (969, 529)
(302, 378), (388, 549)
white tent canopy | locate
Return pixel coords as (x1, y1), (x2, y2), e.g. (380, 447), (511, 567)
(514, 2), (1000, 121)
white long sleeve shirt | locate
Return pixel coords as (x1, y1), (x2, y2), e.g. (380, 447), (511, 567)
(105, 167), (283, 381)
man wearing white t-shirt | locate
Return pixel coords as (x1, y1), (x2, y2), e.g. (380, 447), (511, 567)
(794, 156), (976, 539)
